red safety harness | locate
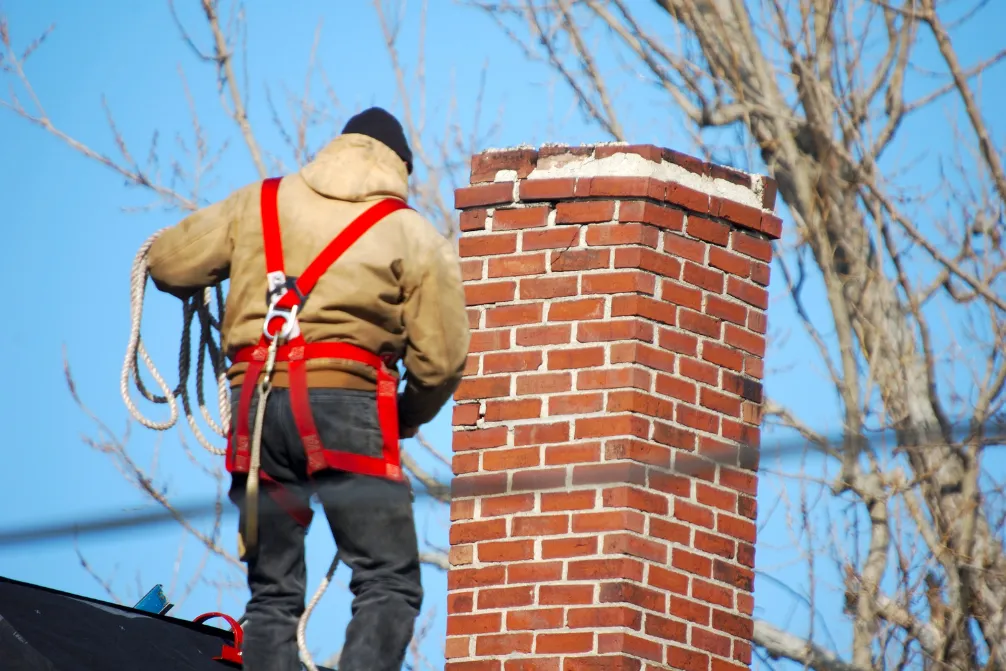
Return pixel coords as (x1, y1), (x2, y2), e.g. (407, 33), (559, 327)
(226, 177), (410, 525)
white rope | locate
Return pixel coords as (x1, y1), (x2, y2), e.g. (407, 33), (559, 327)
(122, 232), (331, 671)
(121, 230), (230, 455)
(298, 554), (339, 671)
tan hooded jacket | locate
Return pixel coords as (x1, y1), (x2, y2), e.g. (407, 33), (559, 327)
(146, 134), (470, 428)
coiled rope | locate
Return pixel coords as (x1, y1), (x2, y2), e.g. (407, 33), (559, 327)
(122, 231), (338, 671)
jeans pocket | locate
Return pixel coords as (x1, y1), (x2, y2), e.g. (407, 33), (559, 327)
(309, 389), (385, 459)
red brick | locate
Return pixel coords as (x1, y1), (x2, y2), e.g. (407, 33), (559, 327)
(493, 206), (549, 230)
(516, 324), (572, 346)
(488, 253), (547, 278)
(548, 393), (604, 416)
(544, 442), (602, 465)
(655, 374), (697, 403)
(448, 591), (474, 614)
(595, 144), (663, 161)
(574, 414), (651, 440)
(700, 387), (742, 417)
(659, 280), (702, 311)
(550, 248), (610, 272)
(512, 467), (566, 492)
(605, 389), (673, 420)
(582, 271), (656, 295)
(568, 606), (642, 630)
(514, 422), (570, 446)
(452, 472), (508, 498)
(523, 227), (580, 251)
(618, 200), (684, 230)
(520, 276), (578, 299)
(690, 627), (731, 657)
(708, 246), (752, 277)
(507, 560), (565, 584)
(649, 517), (691, 546)
(519, 178), (576, 201)
(683, 262), (723, 293)
(535, 632), (594, 654)
(456, 182), (515, 208)
(460, 259), (483, 281)
(459, 232), (518, 258)
(648, 565), (689, 594)
(469, 329), (510, 353)
(539, 584), (596, 605)
(572, 510), (645, 534)
(470, 149), (537, 182)
(484, 399), (542, 422)
(614, 247), (681, 278)
(454, 427), (508, 452)
(686, 216), (729, 245)
(556, 201), (616, 224)
(715, 198), (762, 230)
(727, 276), (768, 309)
(666, 183), (711, 214)
(445, 636), (470, 659)
(679, 357), (719, 385)
(541, 536), (598, 559)
(645, 613), (687, 643)
(467, 309), (481, 329)
(599, 581), (665, 612)
(585, 223), (659, 248)
(578, 319), (653, 344)
(658, 328), (698, 356)
(483, 351), (542, 375)
(453, 453), (479, 474)
(507, 607), (565, 630)
(603, 438), (671, 467)
(611, 295), (676, 326)
(760, 212), (783, 239)
(478, 539), (535, 563)
(724, 324), (765, 356)
(745, 355), (764, 379)
(477, 585), (535, 609)
(476, 633), (533, 656)
(693, 531), (736, 559)
(454, 403), (480, 426)
(541, 490), (597, 512)
(713, 559), (754, 591)
(576, 176), (651, 198)
(450, 519), (507, 544)
(567, 557), (645, 582)
(481, 493), (536, 517)
(482, 446), (541, 471)
(678, 309), (722, 338)
(748, 309), (767, 334)
(447, 612), (502, 636)
(664, 233), (706, 263)
(548, 347), (605, 370)
(667, 646), (710, 671)
(649, 470), (692, 498)
(611, 342), (676, 373)
(696, 483), (738, 513)
(455, 376), (510, 401)
(445, 662), (501, 671)
(675, 452), (717, 482)
(718, 514), (757, 544)
(548, 298), (605, 322)
(597, 633), (663, 662)
(692, 579), (733, 607)
(448, 565), (506, 590)
(602, 533), (668, 563)
(602, 486), (669, 515)
(705, 295), (747, 326)
(460, 209), (488, 232)
(671, 597), (711, 626)
(516, 372), (572, 395)
(571, 461), (647, 487)
(577, 367), (651, 391)
(730, 231), (772, 262)
(673, 548), (713, 577)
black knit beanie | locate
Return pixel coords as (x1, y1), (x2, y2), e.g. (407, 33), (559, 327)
(341, 107), (413, 174)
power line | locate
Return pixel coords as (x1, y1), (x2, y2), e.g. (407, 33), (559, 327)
(0, 421), (1002, 548)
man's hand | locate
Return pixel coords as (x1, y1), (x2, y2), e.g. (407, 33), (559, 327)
(400, 424), (419, 439)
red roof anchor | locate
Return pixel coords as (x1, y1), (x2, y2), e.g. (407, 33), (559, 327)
(193, 612), (244, 666)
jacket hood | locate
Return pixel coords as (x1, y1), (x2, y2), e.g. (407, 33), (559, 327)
(300, 134), (409, 202)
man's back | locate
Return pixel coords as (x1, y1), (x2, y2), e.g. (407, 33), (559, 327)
(147, 131), (470, 429)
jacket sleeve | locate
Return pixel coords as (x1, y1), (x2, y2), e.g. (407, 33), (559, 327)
(146, 194), (238, 299)
(398, 234), (471, 428)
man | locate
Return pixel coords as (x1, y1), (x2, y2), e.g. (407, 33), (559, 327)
(145, 107), (471, 671)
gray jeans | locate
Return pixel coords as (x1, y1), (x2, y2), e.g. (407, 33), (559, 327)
(228, 387), (423, 671)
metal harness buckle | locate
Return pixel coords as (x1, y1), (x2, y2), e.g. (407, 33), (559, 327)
(263, 271), (303, 341)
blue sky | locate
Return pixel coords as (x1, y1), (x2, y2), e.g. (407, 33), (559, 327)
(1, 1), (1004, 668)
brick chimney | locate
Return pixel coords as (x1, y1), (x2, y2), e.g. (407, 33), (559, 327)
(447, 143), (781, 671)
